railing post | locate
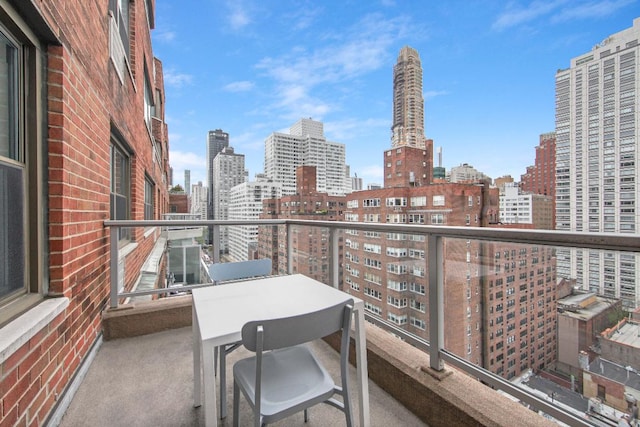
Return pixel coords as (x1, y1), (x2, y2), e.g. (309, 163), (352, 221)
(110, 226), (119, 309)
(212, 225), (220, 263)
(428, 234), (444, 371)
(286, 222), (293, 275)
(329, 227), (339, 289)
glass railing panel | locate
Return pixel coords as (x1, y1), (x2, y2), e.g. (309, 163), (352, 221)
(440, 239), (557, 382)
(284, 224), (334, 285)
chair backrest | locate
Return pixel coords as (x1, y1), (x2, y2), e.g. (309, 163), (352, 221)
(241, 299), (354, 352)
(209, 258), (272, 283)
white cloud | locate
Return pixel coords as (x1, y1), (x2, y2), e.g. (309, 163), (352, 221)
(169, 150), (205, 169)
(227, 2), (251, 30)
(223, 81), (255, 92)
(169, 150), (207, 187)
(492, 0), (634, 31)
(285, 6), (323, 31)
(492, 1), (565, 31)
(324, 118), (389, 141)
(163, 70), (193, 88)
(551, 0), (635, 22)
(424, 90), (449, 101)
(154, 28), (176, 43)
(358, 165), (384, 183)
(255, 13), (412, 119)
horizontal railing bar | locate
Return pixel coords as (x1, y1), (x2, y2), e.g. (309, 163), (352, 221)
(364, 314), (591, 427)
(106, 218), (629, 425)
(105, 219), (640, 253)
(119, 282), (213, 298)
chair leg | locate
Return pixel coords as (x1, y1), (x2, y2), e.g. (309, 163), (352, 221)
(233, 380), (240, 427)
(220, 347), (227, 418)
(214, 346), (218, 375)
(304, 408), (309, 422)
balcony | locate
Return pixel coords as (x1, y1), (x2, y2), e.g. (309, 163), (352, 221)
(55, 298), (552, 427)
(54, 219), (640, 426)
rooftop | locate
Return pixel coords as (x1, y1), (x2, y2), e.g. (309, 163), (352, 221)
(603, 321), (640, 348)
(558, 293), (619, 321)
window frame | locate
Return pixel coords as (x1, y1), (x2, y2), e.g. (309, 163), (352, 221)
(144, 175), (155, 220)
(110, 136), (132, 244)
(0, 12), (47, 322)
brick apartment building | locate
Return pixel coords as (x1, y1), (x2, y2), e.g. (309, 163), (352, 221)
(258, 166), (346, 282)
(0, 1), (169, 426)
(520, 132), (556, 227)
(169, 191), (189, 213)
(343, 145), (557, 379)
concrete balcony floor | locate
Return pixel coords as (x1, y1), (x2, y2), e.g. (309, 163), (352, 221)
(58, 326), (427, 427)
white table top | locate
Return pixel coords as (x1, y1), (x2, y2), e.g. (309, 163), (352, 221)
(192, 274), (363, 347)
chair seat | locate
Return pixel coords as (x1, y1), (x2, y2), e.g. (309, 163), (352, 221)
(234, 345), (335, 417)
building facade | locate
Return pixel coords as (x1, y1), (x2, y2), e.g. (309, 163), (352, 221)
(520, 132), (556, 227)
(228, 175), (282, 262)
(264, 118), (348, 196)
(258, 166), (346, 281)
(190, 181), (208, 220)
(555, 18), (640, 308)
(448, 163), (491, 184)
(384, 145), (433, 188)
(499, 182), (554, 229)
(392, 46), (425, 149)
(184, 169), (191, 196)
(206, 128), (229, 242)
(212, 146), (246, 254)
(0, 1), (170, 425)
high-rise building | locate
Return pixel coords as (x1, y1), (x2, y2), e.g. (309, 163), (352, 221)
(190, 181), (208, 220)
(392, 46), (425, 149)
(184, 169), (191, 196)
(206, 129), (229, 243)
(258, 166), (346, 280)
(555, 18), (640, 308)
(228, 174), (282, 262)
(264, 118), (349, 196)
(448, 163), (490, 183)
(212, 146), (247, 254)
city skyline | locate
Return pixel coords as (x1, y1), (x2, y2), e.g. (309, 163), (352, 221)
(152, 1), (638, 187)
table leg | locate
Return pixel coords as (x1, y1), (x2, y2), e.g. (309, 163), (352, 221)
(354, 306), (370, 427)
(203, 340), (218, 427)
(193, 307), (202, 407)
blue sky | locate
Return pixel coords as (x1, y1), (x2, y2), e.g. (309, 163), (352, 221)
(151, 0), (638, 189)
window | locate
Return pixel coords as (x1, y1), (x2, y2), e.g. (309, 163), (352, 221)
(144, 176), (154, 220)
(0, 16), (44, 313)
(144, 67), (154, 130)
(108, 0), (132, 83)
(431, 213), (444, 224)
(0, 29), (23, 302)
(111, 139), (131, 243)
(432, 195), (445, 206)
(110, 0), (131, 58)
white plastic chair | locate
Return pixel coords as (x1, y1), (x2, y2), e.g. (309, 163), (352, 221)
(233, 299), (354, 427)
(208, 258), (272, 418)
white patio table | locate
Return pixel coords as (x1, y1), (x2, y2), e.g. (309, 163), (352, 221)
(192, 273), (370, 427)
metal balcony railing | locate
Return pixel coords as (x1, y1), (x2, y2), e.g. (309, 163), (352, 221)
(104, 218), (640, 427)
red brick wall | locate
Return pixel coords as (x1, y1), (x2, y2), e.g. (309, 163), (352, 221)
(169, 193), (189, 213)
(0, 1), (169, 426)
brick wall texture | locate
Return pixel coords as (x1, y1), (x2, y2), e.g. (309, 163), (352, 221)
(0, 1), (169, 426)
